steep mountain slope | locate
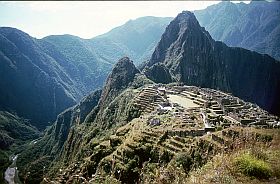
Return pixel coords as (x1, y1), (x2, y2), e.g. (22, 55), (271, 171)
(39, 35), (110, 95)
(0, 28), (77, 129)
(145, 11), (280, 115)
(0, 17), (171, 129)
(194, 1), (280, 60)
(16, 89), (102, 184)
(0, 111), (40, 150)
(17, 57), (150, 183)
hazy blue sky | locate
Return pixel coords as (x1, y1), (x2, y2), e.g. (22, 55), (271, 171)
(0, 1), (249, 39)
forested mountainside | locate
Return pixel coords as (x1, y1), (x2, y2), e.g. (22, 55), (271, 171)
(0, 28), (78, 129)
(145, 11), (280, 116)
(194, 1), (280, 60)
(0, 16), (171, 129)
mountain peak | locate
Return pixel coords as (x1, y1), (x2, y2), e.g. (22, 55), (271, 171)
(148, 10), (212, 67)
(99, 57), (139, 107)
(108, 56), (139, 90)
(174, 11), (200, 28)
(177, 11), (196, 20)
(145, 11), (280, 115)
(114, 56), (134, 68)
(110, 57), (139, 82)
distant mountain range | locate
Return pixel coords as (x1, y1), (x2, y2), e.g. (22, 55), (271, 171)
(0, 16), (172, 129)
(90, 16), (173, 66)
(194, 1), (280, 60)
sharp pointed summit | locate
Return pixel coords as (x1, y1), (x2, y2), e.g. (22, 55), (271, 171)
(148, 11), (213, 67)
(99, 57), (140, 108)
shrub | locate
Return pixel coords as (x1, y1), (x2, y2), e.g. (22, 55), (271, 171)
(159, 150), (173, 164)
(101, 159), (112, 174)
(158, 131), (168, 144)
(175, 152), (193, 172)
(216, 126), (223, 131)
(127, 105), (141, 121)
(255, 133), (273, 143)
(234, 153), (272, 179)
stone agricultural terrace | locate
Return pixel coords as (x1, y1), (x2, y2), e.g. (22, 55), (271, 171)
(133, 84), (280, 132)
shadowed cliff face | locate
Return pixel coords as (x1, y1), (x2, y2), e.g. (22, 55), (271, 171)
(145, 11), (280, 115)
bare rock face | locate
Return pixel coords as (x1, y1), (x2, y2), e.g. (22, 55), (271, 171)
(145, 11), (280, 115)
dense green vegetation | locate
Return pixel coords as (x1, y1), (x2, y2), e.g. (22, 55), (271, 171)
(0, 112), (40, 147)
(234, 152), (272, 179)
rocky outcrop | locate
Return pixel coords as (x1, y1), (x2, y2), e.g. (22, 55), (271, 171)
(99, 57), (140, 108)
(143, 63), (172, 84)
(145, 11), (280, 115)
